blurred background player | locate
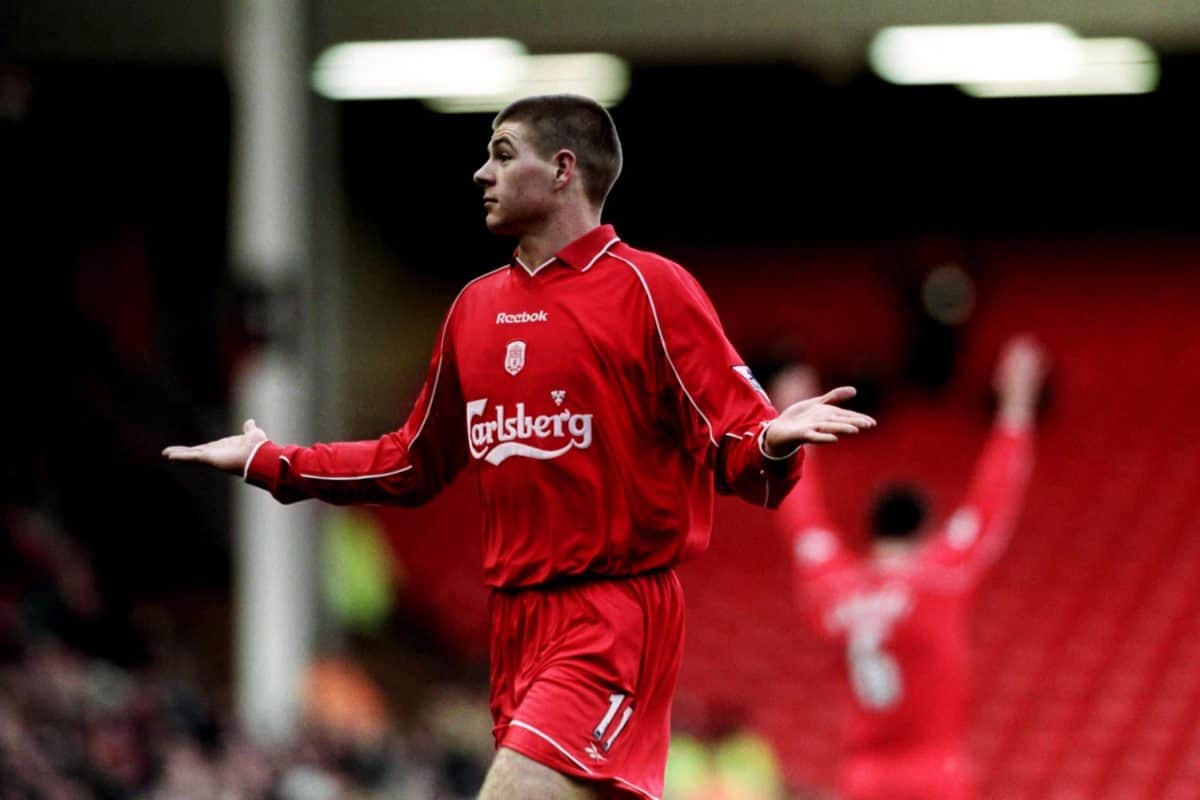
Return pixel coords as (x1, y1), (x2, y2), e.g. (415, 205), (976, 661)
(771, 334), (1048, 800)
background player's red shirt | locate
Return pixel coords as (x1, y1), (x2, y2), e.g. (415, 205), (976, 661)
(781, 426), (1033, 799)
(246, 225), (802, 588)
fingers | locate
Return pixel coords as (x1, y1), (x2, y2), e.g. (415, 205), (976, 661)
(162, 445), (201, 461)
(814, 422), (863, 436)
(243, 418), (258, 434)
(820, 386), (857, 405)
(828, 409), (877, 429)
(815, 387), (877, 427)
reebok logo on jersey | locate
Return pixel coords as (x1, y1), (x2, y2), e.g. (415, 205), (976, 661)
(496, 310), (549, 324)
(466, 399), (593, 465)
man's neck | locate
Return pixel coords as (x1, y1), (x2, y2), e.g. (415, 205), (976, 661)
(515, 204), (601, 269)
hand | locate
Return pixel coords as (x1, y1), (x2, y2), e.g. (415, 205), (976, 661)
(994, 335), (1049, 427)
(162, 419), (268, 475)
(764, 386), (876, 455)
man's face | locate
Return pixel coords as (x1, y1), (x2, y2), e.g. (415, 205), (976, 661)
(473, 120), (559, 236)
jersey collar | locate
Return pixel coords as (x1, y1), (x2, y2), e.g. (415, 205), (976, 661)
(512, 224), (620, 276)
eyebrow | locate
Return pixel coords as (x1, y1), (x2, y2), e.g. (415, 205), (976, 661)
(489, 136), (516, 153)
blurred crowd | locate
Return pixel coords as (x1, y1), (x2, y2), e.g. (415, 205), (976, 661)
(0, 501), (810, 800)
(0, 504), (493, 800)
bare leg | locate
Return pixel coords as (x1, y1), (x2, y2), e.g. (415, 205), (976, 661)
(477, 747), (601, 800)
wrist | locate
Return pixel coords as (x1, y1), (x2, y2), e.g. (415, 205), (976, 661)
(759, 423), (802, 461)
(243, 439), (271, 480)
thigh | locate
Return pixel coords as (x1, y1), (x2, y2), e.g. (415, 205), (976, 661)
(491, 570), (685, 799)
(478, 747), (600, 800)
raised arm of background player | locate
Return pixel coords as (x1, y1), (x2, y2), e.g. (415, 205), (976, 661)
(771, 335), (1048, 616)
(915, 335), (1048, 589)
(769, 364), (859, 629)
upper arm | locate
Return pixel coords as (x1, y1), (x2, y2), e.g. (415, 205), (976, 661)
(919, 426), (1035, 585)
(245, 297), (469, 505)
(621, 253), (775, 457)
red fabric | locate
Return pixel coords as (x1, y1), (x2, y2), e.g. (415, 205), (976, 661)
(246, 225), (802, 588)
(490, 571), (685, 800)
(839, 751), (976, 800)
(368, 241), (1200, 796)
(779, 427), (1033, 799)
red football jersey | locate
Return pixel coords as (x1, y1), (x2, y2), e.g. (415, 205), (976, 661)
(246, 225), (803, 588)
(781, 426), (1033, 799)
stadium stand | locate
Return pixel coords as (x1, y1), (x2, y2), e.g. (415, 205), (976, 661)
(378, 238), (1200, 798)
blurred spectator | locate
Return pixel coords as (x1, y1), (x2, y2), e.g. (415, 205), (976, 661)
(663, 726), (786, 800)
(0, 504), (492, 799)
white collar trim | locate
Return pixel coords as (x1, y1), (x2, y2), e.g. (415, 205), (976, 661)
(515, 254), (558, 276)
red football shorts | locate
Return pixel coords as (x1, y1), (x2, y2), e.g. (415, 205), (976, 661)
(488, 569), (685, 800)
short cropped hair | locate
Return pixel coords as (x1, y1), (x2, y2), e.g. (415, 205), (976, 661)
(493, 94), (623, 208)
(870, 483), (928, 541)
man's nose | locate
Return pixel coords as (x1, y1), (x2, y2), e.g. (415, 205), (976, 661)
(473, 164), (492, 186)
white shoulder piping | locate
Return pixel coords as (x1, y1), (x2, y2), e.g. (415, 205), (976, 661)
(609, 253), (719, 447)
(300, 466), (412, 480)
(580, 236), (620, 272)
(297, 265), (508, 482)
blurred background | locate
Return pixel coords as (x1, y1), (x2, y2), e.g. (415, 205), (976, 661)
(3, 1), (1200, 797)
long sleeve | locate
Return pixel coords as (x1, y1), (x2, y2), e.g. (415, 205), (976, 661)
(775, 449), (855, 630)
(918, 424), (1035, 588)
(638, 257), (804, 509)
(244, 312), (468, 507)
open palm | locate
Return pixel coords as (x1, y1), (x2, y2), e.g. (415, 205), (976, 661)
(162, 419), (268, 475)
(764, 386), (876, 455)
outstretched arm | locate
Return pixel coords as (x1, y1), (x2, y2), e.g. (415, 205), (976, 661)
(762, 385), (875, 455)
(162, 313), (468, 507)
(640, 260), (875, 508)
(164, 418), (267, 475)
(922, 334), (1049, 581)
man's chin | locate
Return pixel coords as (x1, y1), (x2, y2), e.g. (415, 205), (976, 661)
(484, 216), (519, 236)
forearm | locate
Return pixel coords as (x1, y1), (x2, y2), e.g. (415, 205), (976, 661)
(716, 426), (805, 509)
(244, 436), (456, 506)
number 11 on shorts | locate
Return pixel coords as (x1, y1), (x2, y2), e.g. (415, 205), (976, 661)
(593, 693), (634, 752)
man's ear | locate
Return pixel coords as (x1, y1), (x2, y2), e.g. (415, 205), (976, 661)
(552, 149), (577, 190)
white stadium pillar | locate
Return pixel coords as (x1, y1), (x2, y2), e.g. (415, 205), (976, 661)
(227, 0), (319, 743)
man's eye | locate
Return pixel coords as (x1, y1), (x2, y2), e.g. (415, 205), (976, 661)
(497, 153), (512, 162)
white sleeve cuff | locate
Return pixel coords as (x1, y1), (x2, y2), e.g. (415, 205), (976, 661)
(243, 439), (268, 480)
(758, 422), (802, 462)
